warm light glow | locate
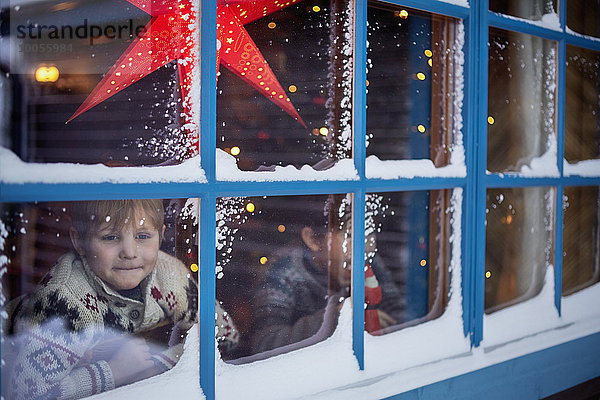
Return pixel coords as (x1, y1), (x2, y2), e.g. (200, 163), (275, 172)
(399, 9), (408, 18)
(506, 215), (513, 224)
(428, 59), (433, 67)
(312, 5), (321, 12)
(260, 256), (268, 265)
(35, 66), (60, 82)
(488, 116), (495, 125)
(278, 224), (286, 232)
(230, 146), (241, 156)
(424, 49), (432, 57)
(485, 271), (492, 279)
(268, 22), (276, 29)
(417, 124), (426, 133)
(420, 259), (427, 267)
(288, 84), (297, 93)
(416, 72), (426, 80)
(246, 202), (255, 213)
(366, 79), (370, 87)
(319, 127), (329, 136)
(190, 263), (199, 272)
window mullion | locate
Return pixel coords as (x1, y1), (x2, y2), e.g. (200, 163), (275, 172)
(199, 193), (216, 400)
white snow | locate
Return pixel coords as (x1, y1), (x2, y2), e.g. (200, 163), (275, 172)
(563, 159), (600, 177)
(216, 149), (358, 181)
(491, 11), (561, 32)
(365, 156), (466, 179)
(438, 0), (469, 7)
(0, 147), (207, 184)
(516, 149), (560, 177)
(566, 27), (600, 43)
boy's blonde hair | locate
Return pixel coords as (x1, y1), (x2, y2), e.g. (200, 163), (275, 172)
(71, 199), (164, 240)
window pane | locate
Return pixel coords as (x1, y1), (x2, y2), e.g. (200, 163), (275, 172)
(563, 186), (600, 295)
(216, 0), (353, 171)
(364, 190), (453, 335)
(366, 3), (461, 164)
(1, 199), (203, 399)
(216, 194), (351, 362)
(565, 45), (600, 163)
(567, 0), (600, 37)
(485, 187), (555, 313)
(489, 0), (557, 21)
(4, 0), (198, 166)
(488, 28), (557, 173)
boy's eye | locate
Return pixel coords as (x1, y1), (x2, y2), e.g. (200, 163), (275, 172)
(102, 235), (119, 241)
(136, 233), (152, 240)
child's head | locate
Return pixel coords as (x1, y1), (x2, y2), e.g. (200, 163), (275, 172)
(69, 199), (165, 291)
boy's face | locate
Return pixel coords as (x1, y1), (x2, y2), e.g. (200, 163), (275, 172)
(72, 213), (163, 291)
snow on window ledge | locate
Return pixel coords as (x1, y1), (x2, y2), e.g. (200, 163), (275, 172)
(0, 147), (207, 184)
(563, 159), (600, 177)
(486, 150), (560, 177)
(491, 11), (561, 31)
(216, 149), (359, 182)
(365, 155), (467, 179)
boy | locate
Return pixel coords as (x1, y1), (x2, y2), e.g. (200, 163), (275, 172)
(7, 200), (236, 400)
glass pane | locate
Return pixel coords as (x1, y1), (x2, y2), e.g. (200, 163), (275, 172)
(216, 194), (351, 362)
(563, 186), (600, 295)
(488, 28), (557, 173)
(567, 0), (600, 37)
(364, 190), (452, 335)
(489, 0), (556, 21)
(4, 0), (197, 166)
(366, 3), (461, 165)
(485, 187), (555, 313)
(1, 199), (204, 399)
(216, 0), (353, 171)
(565, 45), (600, 163)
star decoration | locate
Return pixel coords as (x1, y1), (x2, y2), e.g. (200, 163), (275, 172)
(68, 0), (306, 155)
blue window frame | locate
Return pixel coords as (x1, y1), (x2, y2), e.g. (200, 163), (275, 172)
(2, 0), (600, 399)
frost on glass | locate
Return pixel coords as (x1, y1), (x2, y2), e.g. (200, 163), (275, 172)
(0, 199), (202, 400)
(567, 0), (600, 37)
(563, 186), (600, 296)
(565, 45), (600, 163)
(215, 194), (351, 363)
(366, 4), (461, 164)
(485, 187), (555, 313)
(489, 0), (556, 21)
(364, 190), (452, 335)
(3, 0), (197, 166)
(488, 28), (557, 173)
(217, 0), (353, 171)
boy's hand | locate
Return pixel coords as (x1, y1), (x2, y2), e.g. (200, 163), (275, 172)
(108, 337), (155, 387)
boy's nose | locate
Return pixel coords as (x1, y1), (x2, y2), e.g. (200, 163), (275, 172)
(119, 236), (137, 259)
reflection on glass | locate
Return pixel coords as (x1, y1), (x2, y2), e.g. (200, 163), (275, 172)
(563, 186), (600, 295)
(366, 3), (460, 164)
(488, 28), (557, 173)
(567, 0), (600, 37)
(216, 194), (352, 362)
(364, 190), (452, 335)
(0, 199), (211, 400)
(489, 0), (556, 21)
(565, 45), (600, 162)
(3, 0), (193, 165)
(217, 0), (353, 171)
(485, 187), (555, 312)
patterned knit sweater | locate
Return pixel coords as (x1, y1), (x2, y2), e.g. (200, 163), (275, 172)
(7, 251), (199, 400)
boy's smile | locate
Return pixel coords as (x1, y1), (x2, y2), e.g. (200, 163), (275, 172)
(72, 213), (163, 291)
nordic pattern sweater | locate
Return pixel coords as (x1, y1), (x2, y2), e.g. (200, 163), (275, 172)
(7, 251), (198, 400)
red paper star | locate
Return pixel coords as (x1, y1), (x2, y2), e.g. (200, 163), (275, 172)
(68, 0), (306, 148)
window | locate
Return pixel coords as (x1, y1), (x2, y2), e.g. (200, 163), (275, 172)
(2, 0), (600, 399)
